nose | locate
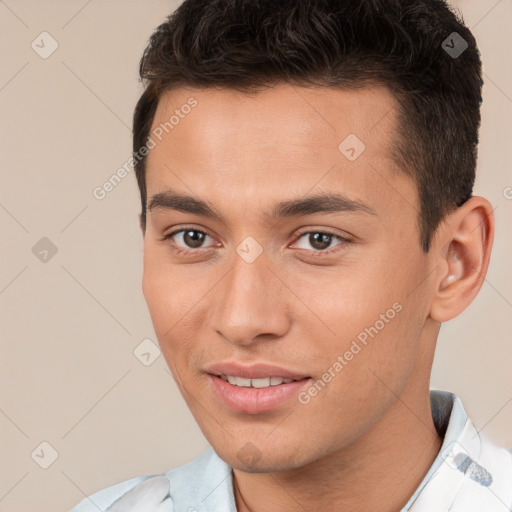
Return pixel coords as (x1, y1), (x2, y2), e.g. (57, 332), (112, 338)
(209, 253), (291, 347)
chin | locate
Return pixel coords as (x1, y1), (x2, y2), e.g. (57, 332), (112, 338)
(230, 457), (298, 474)
(215, 442), (311, 474)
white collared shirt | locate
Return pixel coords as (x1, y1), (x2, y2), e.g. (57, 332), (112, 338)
(70, 390), (512, 511)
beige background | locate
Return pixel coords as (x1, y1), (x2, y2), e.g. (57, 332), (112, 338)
(0, 1), (511, 511)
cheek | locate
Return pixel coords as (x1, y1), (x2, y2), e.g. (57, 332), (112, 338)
(142, 264), (172, 338)
(142, 247), (211, 372)
(142, 244), (192, 331)
(311, 258), (424, 392)
(297, 306), (421, 440)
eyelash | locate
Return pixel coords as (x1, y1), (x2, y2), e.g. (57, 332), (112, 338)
(162, 227), (351, 258)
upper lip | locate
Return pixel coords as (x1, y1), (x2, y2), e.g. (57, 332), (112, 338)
(205, 361), (310, 380)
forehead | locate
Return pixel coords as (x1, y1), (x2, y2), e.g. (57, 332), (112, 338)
(150, 82), (399, 153)
(145, 83), (415, 224)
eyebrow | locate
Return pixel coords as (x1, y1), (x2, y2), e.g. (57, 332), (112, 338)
(147, 189), (377, 222)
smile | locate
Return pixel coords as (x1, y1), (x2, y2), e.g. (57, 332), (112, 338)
(209, 374), (312, 413)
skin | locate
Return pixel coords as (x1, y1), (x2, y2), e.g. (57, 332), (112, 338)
(140, 83), (494, 512)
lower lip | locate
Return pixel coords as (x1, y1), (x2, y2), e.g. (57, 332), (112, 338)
(207, 374), (311, 414)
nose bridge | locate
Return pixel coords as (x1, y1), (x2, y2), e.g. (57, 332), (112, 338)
(210, 250), (290, 346)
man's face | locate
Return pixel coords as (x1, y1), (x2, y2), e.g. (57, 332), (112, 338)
(142, 84), (436, 472)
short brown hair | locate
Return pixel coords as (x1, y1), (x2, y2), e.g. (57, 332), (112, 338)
(133, 0), (483, 251)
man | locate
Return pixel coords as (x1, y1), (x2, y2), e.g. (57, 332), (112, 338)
(70, 0), (512, 510)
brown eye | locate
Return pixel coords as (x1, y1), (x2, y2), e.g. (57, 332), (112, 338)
(181, 230), (207, 248)
(163, 228), (214, 254)
(294, 231), (345, 253)
(307, 233), (334, 251)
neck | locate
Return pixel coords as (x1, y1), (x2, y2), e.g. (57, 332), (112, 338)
(233, 389), (443, 512)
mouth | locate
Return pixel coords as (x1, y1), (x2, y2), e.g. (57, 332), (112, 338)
(206, 369), (312, 414)
(204, 362), (312, 413)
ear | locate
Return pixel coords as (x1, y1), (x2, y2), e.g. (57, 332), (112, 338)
(429, 196), (494, 322)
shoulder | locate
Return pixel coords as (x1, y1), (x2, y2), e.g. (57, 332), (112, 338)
(69, 474), (160, 511)
(68, 449), (233, 512)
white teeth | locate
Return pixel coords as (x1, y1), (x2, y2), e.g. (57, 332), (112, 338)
(221, 375), (299, 388)
(251, 377), (271, 388)
(235, 376), (252, 387)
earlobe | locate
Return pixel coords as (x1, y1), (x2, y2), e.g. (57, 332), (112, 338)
(430, 197), (494, 322)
